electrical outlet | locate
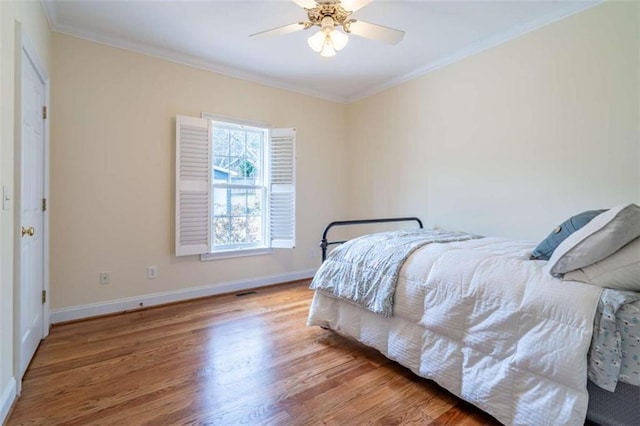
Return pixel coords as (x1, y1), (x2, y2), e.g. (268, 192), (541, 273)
(147, 266), (158, 279)
(309, 249), (317, 259)
(99, 272), (110, 285)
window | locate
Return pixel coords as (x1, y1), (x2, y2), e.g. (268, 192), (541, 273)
(212, 122), (267, 251)
(175, 115), (295, 258)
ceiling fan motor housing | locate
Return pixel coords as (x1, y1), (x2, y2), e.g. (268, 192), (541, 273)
(249, 0), (404, 48)
(306, 2), (354, 31)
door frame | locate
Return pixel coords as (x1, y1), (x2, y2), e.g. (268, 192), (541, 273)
(13, 23), (50, 393)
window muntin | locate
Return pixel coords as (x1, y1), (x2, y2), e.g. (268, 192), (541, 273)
(211, 122), (268, 252)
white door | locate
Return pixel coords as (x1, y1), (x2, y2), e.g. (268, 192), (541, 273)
(19, 47), (46, 378)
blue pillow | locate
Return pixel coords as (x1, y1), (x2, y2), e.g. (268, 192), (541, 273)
(530, 210), (606, 260)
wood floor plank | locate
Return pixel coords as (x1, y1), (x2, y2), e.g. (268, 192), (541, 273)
(8, 280), (500, 425)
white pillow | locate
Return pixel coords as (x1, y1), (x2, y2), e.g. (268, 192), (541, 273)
(548, 203), (640, 275)
(563, 237), (640, 290)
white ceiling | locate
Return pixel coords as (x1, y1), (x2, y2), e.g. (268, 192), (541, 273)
(42, 0), (600, 103)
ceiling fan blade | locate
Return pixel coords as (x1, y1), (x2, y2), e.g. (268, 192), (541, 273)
(347, 20), (405, 45)
(292, 0), (317, 8)
(250, 22), (306, 38)
(341, 0), (373, 13)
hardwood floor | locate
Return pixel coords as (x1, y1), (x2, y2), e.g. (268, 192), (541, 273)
(8, 280), (500, 425)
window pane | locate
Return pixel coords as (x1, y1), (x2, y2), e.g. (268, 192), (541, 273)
(230, 130), (246, 157)
(246, 190), (263, 243)
(247, 132), (260, 164)
(247, 132), (262, 182)
(230, 217), (248, 243)
(213, 217), (230, 246)
(213, 157), (229, 169)
(228, 157), (245, 182)
(213, 165), (230, 184)
(248, 215), (262, 241)
(212, 188), (228, 216)
(247, 189), (262, 216)
(213, 153), (230, 184)
(230, 188), (248, 216)
(213, 129), (229, 157)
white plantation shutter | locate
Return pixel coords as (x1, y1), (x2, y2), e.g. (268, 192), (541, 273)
(269, 128), (296, 248)
(175, 116), (212, 256)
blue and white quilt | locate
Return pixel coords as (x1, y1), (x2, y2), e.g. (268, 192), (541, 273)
(309, 229), (480, 317)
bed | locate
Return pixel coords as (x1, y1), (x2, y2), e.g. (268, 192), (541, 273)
(307, 208), (640, 426)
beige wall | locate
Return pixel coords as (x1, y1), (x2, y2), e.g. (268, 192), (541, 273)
(48, 1), (640, 311)
(50, 34), (349, 310)
(0, 0), (51, 415)
(347, 1), (639, 240)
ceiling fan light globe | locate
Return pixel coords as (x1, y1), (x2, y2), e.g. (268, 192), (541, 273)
(320, 39), (336, 57)
(329, 29), (348, 51)
(307, 30), (326, 53)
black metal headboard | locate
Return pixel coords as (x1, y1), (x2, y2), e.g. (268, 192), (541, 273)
(319, 217), (424, 262)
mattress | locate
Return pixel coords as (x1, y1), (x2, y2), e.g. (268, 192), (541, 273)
(587, 380), (640, 426)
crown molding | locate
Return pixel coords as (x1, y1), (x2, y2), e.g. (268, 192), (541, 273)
(347, 0), (602, 103)
(44, 14), (349, 104)
(41, 0), (601, 106)
(40, 0), (57, 31)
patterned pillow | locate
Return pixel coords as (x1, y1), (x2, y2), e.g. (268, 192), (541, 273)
(530, 209), (605, 260)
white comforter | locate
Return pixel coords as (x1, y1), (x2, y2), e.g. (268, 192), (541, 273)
(307, 237), (603, 426)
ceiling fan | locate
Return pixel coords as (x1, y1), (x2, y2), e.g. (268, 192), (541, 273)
(250, 0), (405, 57)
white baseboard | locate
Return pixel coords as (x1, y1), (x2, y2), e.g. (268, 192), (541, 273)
(0, 377), (16, 425)
(50, 268), (316, 324)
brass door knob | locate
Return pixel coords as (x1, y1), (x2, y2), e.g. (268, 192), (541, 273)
(21, 226), (35, 237)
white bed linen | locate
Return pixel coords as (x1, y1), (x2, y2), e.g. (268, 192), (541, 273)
(307, 237), (603, 426)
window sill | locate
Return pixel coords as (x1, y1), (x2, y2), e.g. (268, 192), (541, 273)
(200, 247), (273, 261)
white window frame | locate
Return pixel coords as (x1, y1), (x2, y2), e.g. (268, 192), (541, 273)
(174, 113), (295, 260)
(205, 114), (270, 258)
